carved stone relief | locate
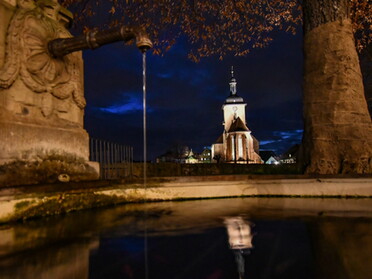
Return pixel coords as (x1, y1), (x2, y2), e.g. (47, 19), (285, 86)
(0, 0), (86, 121)
(0, 0), (100, 186)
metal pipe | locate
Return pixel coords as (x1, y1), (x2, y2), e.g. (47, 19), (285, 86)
(48, 26), (153, 57)
(89, 138), (93, 161)
(120, 145), (123, 163)
(105, 141), (108, 179)
(131, 147), (133, 176)
(99, 140), (102, 165)
(95, 139), (97, 161)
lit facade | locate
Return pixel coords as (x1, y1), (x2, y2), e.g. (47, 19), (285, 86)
(212, 67), (261, 164)
(199, 147), (212, 163)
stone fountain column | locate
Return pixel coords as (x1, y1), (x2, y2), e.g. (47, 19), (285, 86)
(0, 0), (99, 186)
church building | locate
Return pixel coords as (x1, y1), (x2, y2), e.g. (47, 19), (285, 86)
(211, 68), (262, 164)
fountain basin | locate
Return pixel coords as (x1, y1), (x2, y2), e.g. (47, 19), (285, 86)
(0, 175), (371, 223)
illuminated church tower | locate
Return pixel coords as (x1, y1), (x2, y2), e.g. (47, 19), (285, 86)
(212, 67), (261, 163)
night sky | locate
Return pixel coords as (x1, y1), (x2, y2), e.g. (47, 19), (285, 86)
(82, 28), (304, 161)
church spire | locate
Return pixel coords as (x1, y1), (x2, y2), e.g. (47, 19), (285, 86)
(229, 66), (237, 96)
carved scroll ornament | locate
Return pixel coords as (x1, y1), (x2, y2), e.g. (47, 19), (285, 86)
(0, 0), (86, 109)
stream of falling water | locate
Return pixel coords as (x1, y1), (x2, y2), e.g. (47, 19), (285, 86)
(142, 51), (149, 279)
(142, 52), (147, 186)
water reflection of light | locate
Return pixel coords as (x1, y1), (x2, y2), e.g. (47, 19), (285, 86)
(224, 216), (254, 250)
(224, 217), (255, 279)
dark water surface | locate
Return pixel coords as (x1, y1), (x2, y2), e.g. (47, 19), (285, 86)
(0, 198), (372, 279)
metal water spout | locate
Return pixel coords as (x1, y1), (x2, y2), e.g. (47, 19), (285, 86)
(48, 26), (153, 57)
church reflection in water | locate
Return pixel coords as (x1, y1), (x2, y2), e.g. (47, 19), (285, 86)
(1, 198), (372, 278)
(224, 217), (255, 279)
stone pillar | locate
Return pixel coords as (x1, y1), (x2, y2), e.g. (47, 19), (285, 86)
(0, 0), (99, 186)
(302, 0), (372, 174)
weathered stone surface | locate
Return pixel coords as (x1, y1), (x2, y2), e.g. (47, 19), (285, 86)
(0, 110), (89, 162)
(0, 0), (86, 122)
(0, 0), (99, 186)
(0, 153), (99, 187)
(0, 0), (16, 68)
(130, 162), (301, 177)
(303, 19), (372, 174)
(1, 176), (372, 223)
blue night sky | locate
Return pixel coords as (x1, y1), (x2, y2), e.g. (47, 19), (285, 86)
(82, 28), (303, 161)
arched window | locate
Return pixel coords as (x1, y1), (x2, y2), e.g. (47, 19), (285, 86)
(238, 135), (243, 159)
(231, 135), (235, 161)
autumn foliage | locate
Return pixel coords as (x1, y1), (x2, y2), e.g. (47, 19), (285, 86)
(60, 0), (371, 61)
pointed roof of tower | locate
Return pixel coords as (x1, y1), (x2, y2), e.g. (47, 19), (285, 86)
(230, 66), (236, 83)
(228, 117), (250, 133)
(225, 66), (245, 104)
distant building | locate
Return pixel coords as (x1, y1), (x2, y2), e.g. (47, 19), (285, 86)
(199, 147), (212, 163)
(156, 145), (190, 163)
(280, 144), (300, 164)
(156, 151), (180, 163)
(185, 149), (198, 164)
(211, 67), (261, 164)
(259, 151), (279, 164)
(156, 147), (212, 164)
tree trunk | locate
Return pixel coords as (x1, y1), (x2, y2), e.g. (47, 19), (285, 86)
(302, 0), (372, 174)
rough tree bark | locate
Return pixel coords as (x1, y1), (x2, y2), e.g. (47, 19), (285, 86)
(301, 0), (372, 174)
